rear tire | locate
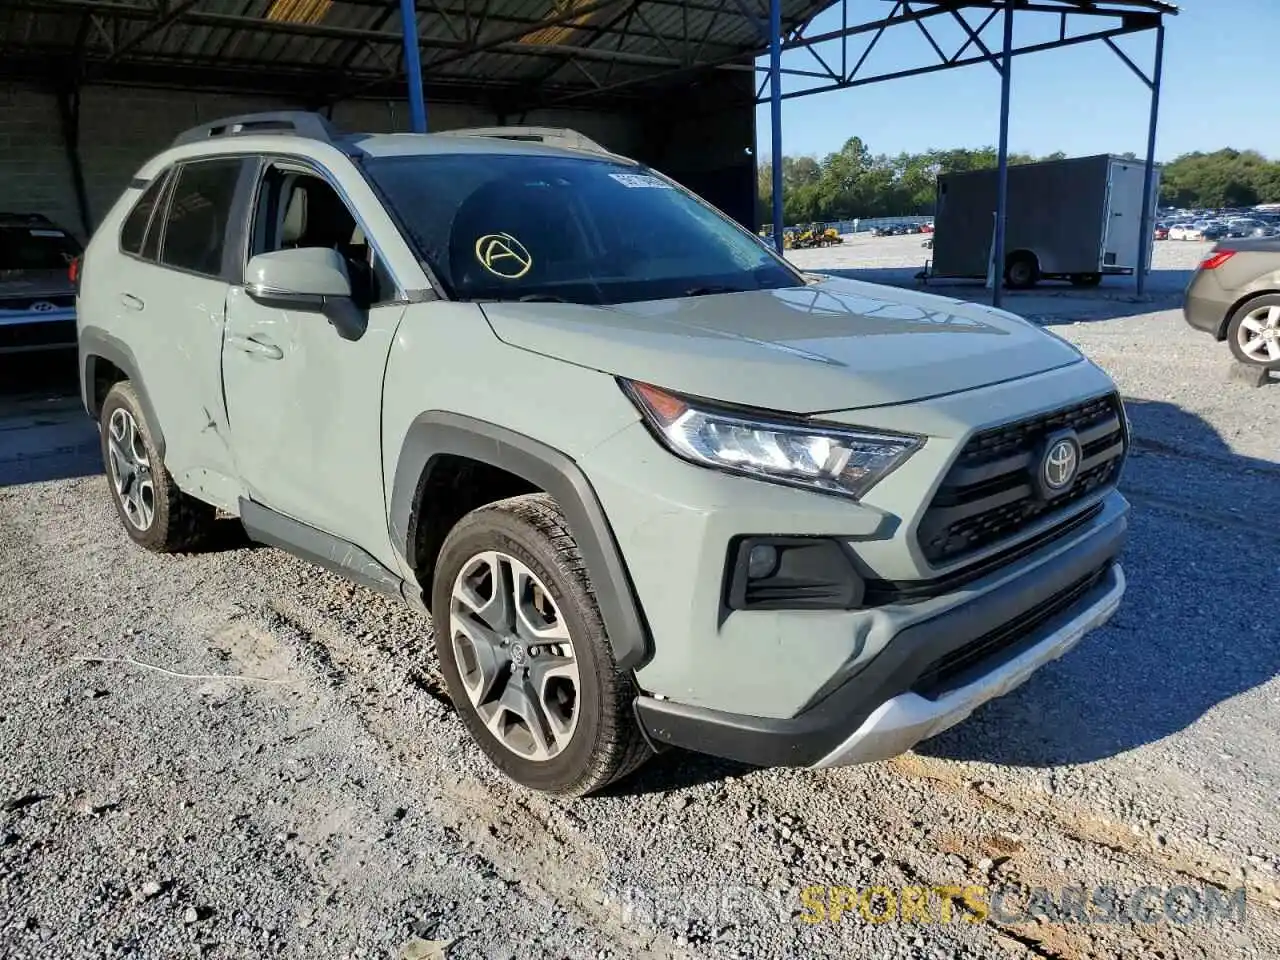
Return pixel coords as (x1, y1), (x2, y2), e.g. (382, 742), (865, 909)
(431, 493), (652, 796)
(1070, 273), (1102, 287)
(98, 382), (216, 552)
(1004, 252), (1039, 289)
(1226, 295), (1280, 367)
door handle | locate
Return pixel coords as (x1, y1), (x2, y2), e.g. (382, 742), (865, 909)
(120, 293), (145, 311)
(226, 334), (283, 360)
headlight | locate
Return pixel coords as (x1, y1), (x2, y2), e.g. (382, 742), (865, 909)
(620, 379), (923, 500)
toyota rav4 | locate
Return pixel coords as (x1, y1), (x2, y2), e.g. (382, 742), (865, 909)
(77, 112), (1129, 795)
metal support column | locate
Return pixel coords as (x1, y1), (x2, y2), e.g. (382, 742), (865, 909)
(55, 85), (92, 238)
(1136, 22), (1165, 297)
(991, 0), (1014, 309)
(769, 0), (784, 254)
(399, 0), (428, 132)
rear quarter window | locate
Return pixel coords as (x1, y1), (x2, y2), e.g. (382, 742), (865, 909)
(119, 172), (170, 257)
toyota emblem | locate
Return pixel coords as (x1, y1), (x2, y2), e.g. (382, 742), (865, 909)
(1042, 437), (1080, 492)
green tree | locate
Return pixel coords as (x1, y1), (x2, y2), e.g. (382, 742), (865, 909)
(757, 139), (1280, 228)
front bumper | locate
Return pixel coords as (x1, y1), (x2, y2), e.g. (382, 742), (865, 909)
(633, 499), (1127, 768)
(812, 564), (1124, 766)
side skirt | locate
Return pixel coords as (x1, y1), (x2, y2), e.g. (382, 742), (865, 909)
(238, 498), (427, 613)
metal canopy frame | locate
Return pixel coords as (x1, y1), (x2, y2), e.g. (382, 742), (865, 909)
(749, 0), (1174, 304)
(3, 0), (809, 109)
(4, 0), (1173, 298)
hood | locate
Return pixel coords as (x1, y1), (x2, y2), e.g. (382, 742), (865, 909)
(479, 276), (1083, 413)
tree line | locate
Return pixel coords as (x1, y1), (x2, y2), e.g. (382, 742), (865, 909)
(757, 138), (1280, 225)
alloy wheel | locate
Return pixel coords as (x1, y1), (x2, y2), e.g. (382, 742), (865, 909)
(1237, 304), (1280, 364)
(106, 407), (156, 531)
(449, 551), (580, 762)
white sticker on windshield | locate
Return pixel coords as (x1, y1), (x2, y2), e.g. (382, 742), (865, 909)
(29, 229), (66, 237)
(608, 173), (672, 189)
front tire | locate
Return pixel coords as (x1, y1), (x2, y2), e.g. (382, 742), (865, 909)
(99, 382), (216, 552)
(1227, 295), (1280, 367)
(431, 493), (651, 796)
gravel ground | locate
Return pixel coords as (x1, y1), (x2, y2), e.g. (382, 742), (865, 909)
(2, 237), (1278, 959)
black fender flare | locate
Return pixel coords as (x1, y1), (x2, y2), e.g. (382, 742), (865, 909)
(389, 412), (652, 672)
(78, 326), (166, 459)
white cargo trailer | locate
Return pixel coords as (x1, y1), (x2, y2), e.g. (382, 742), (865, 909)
(929, 154), (1159, 289)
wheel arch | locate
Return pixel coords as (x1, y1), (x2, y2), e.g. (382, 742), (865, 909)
(389, 412), (653, 671)
(1220, 288), (1280, 341)
(1004, 248), (1040, 269)
(78, 327), (166, 458)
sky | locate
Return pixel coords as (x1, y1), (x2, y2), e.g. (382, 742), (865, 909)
(754, 0), (1274, 163)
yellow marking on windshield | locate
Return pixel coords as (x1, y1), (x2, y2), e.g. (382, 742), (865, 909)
(475, 233), (533, 279)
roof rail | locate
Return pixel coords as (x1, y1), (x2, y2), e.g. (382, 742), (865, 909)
(435, 126), (616, 157)
(171, 111), (340, 148)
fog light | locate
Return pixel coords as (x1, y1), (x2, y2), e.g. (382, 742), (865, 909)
(747, 544), (779, 579)
(724, 536), (866, 612)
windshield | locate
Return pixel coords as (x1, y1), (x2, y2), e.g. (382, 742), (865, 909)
(364, 153), (802, 305)
(0, 225), (81, 273)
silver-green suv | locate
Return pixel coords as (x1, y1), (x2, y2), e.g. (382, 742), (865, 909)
(77, 112), (1130, 795)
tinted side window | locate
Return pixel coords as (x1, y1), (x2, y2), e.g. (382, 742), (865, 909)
(159, 159), (245, 277)
(119, 172), (168, 256)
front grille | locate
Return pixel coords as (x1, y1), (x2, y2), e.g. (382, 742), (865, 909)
(0, 295), (75, 311)
(919, 393), (1126, 565)
(913, 564), (1109, 699)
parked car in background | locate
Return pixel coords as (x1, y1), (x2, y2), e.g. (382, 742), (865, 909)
(1169, 223), (1204, 241)
(1201, 222), (1227, 241)
(1239, 220), (1276, 238)
(0, 213), (81, 355)
(1183, 237), (1280, 366)
(1153, 223), (1169, 240)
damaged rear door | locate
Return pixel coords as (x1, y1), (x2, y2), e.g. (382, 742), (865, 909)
(120, 156), (254, 511)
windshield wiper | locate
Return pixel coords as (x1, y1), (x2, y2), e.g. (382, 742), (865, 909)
(517, 294), (568, 303)
(683, 285), (741, 297)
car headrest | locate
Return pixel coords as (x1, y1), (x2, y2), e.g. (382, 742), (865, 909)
(282, 189), (307, 245)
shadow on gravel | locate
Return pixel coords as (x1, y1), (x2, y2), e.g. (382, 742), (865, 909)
(0, 352), (99, 485)
(596, 748), (757, 796)
(918, 398), (1280, 768)
(815, 267), (1193, 325)
(200, 518), (260, 554)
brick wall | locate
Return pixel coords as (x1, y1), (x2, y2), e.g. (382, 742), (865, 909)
(0, 81), (746, 238)
(0, 85), (79, 237)
(0, 84), (504, 241)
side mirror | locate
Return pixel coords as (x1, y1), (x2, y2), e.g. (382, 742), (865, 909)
(244, 247), (366, 341)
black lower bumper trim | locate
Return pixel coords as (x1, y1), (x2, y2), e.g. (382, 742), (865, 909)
(635, 499), (1127, 768)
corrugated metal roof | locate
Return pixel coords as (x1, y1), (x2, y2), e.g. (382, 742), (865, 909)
(0, 0), (1175, 108)
(0, 0), (812, 106)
